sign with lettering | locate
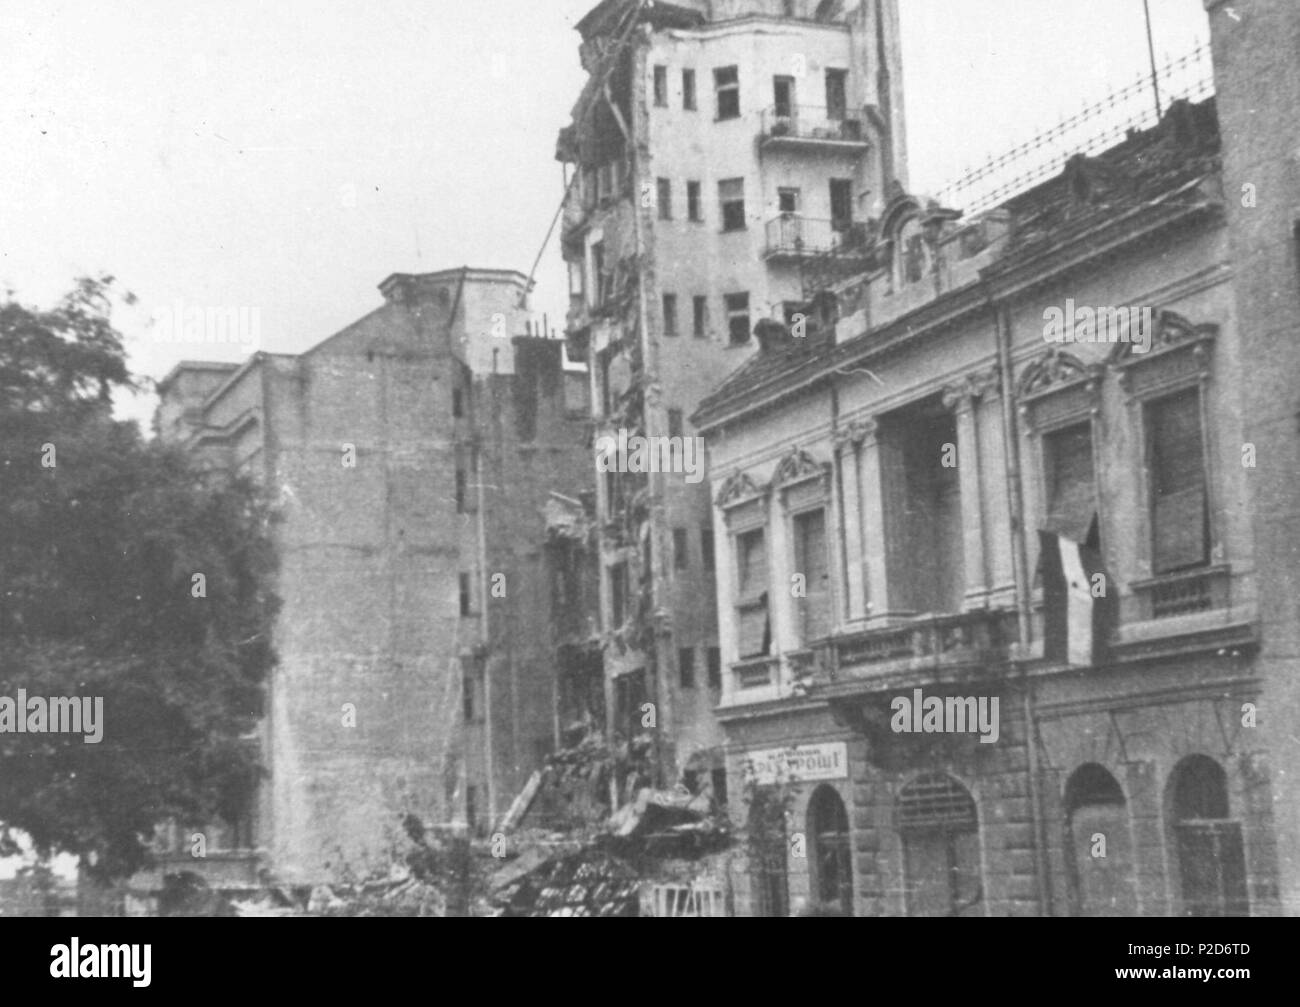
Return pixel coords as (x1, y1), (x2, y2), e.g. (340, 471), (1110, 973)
(742, 742), (848, 785)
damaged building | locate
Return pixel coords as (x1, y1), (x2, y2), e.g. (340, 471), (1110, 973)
(146, 267), (593, 903)
(693, 0), (1300, 917)
(555, 0), (908, 811)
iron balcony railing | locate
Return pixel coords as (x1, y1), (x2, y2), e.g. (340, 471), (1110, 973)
(765, 215), (870, 258)
(760, 105), (867, 145)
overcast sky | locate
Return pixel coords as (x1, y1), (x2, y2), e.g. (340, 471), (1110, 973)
(0, 0), (1209, 429)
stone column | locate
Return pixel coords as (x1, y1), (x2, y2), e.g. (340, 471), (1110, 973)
(855, 418), (896, 622)
(943, 371), (996, 611)
(835, 420), (873, 624)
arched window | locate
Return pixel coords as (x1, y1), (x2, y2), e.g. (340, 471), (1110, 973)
(1064, 764), (1136, 916)
(808, 785), (853, 915)
(1169, 755), (1248, 916)
(897, 773), (981, 917)
(748, 789), (789, 917)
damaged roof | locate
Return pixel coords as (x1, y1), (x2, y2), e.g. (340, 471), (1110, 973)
(692, 97), (1222, 432)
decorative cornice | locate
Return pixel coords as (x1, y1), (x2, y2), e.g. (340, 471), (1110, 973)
(941, 367), (1000, 411)
(714, 472), (766, 510)
(1017, 348), (1103, 399)
(771, 448), (829, 489)
(1108, 309), (1218, 366)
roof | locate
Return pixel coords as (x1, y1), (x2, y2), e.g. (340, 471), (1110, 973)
(692, 97), (1222, 431)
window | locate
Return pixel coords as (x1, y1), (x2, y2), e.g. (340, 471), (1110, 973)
(706, 646), (722, 689)
(725, 292), (751, 345)
(662, 293), (678, 336)
(809, 786), (853, 915)
(1043, 422), (1098, 546)
(778, 187), (800, 215)
(686, 180), (702, 221)
(673, 527), (689, 570)
(793, 508), (831, 644)
(1065, 764), (1136, 916)
(657, 177), (672, 219)
(668, 408), (684, 438)
(610, 561), (629, 627)
(736, 527), (769, 657)
(459, 572), (473, 617)
(678, 647), (695, 688)
(898, 774), (981, 917)
(455, 468), (467, 513)
(462, 674), (476, 722)
(719, 178), (746, 231)
(682, 68), (696, 110)
(1147, 389), (1208, 573)
(466, 785), (479, 836)
(591, 241), (607, 306)
(714, 66), (740, 119)
(773, 75), (794, 118)
(692, 295), (708, 337)
(748, 788), (789, 916)
(452, 387), (464, 418)
(825, 68), (848, 119)
(830, 178), (854, 232)
(653, 65), (668, 106)
(702, 527), (715, 572)
(1170, 755), (1248, 917)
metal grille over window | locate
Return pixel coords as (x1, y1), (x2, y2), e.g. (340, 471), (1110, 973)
(897, 773), (978, 832)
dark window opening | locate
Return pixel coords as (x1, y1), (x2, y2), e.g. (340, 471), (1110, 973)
(736, 527), (769, 657)
(678, 646), (695, 688)
(809, 786), (853, 915)
(1147, 388), (1209, 573)
(610, 561), (629, 627)
(1044, 422), (1098, 547)
(825, 68), (848, 119)
(692, 294), (708, 337)
(773, 75), (794, 118)
(459, 572), (473, 617)
(462, 675), (475, 722)
(452, 387), (464, 418)
(673, 527), (689, 570)
(711, 767), (728, 806)
(898, 774), (981, 917)
(1171, 755), (1249, 917)
(748, 788), (789, 916)
(682, 68), (696, 110)
(793, 508), (831, 644)
(1065, 764), (1136, 917)
(726, 292), (751, 345)
(662, 293), (678, 336)
(706, 646), (722, 689)
(715, 66), (740, 120)
(778, 187), (799, 214)
(702, 527), (715, 573)
(455, 468), (467, 513)
(830, 177), (854, 232)
(719, 178), (746, 232)
(687, 180), (702, 222)
(657, 177), (672, 220)
(653, 65), (668, 107)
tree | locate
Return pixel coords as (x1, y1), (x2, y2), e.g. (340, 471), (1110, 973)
(0, 276), (278, 880)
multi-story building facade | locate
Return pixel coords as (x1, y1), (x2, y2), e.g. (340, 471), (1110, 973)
(556, 0), (906, 798)
(694, 0), (1299, 913)
(153, 267), (592, 890)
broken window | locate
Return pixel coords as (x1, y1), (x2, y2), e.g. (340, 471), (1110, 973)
(881, 400), (964, 614)
(706, 647), (722, 689)
(898, 774), (981, 917)
(1043, 422), (1098, 547)
(1171, 755), (1248, 917)
(773, 74), (794, 118)
(657, 177), (672, 219)
(792, 507), (831, 645)
(687, 180), (702, 222)
(692, 294), (707, 337)
(735, 527), (769, 657)
(662, 292), (678, 336)
(612, 668), (648, 740)
(725, 292), (751, 345)
(678, 646), (695, 688)
(1147, 388), (1209, 573)
(653, 65), (668, 107)
(682, 68), (697, 110)
(673, 527), (689, 570)
(719, 177), (746, 231)
(715, 65), (740, 120)
(825, 68), (848, 119)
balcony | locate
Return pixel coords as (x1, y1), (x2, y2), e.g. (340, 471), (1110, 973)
(765, 216), (872, 261)
(822, 609), (1020, 695)
(760, 106), (869, 150)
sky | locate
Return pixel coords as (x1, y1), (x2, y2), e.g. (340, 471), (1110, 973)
(0, 0), (1210, 430)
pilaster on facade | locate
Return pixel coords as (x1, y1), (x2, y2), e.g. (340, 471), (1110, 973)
(942, 368), (999, 611)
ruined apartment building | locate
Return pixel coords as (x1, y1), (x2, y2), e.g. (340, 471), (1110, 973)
(155, 267), (592, 885)
(694, 0), (1300, 916)
(556, 0), (906, 797)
